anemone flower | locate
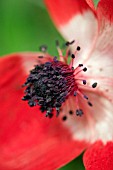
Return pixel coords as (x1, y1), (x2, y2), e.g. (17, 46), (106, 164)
(0, 0), (113, 170)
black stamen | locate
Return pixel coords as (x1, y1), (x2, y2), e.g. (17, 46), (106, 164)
(76, 109), (83, 116)
(62, 115), (67, 121)
(28, 101), (36, 107)
(38, 56), (44, 58)
(71, 54), (75, 59)
(65, 42), (70, 46)
(83, 80), (86, 85)
(92, 82), (97, 88)
(79, 64), (83, 67)
(74, 91), (77, 96)
(84, 95), (88, 100)
(65, 40), (75, 46)
(88, 101), (93, 107)
(56, 107), (60, 117)
(70, 40), (75, 44)
(83, 67), (87, 72)
(76, 46), (81, 51)
(48, 113), (53, 118)
(69, 110), (73, 115)
(22, 95), (31, 101)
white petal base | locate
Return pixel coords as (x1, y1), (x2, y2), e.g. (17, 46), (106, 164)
(59, 10), (98, 64)
(61, 94), (113, 144)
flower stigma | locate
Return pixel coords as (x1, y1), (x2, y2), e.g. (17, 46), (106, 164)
(22, 41), (97, 119)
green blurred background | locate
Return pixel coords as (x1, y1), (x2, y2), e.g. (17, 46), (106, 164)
(0, 0), (98, 169)
(0, 0), (64, 56)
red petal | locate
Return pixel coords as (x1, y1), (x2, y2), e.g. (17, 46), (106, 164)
(83, 141), (113, 170)
(44, 0), (92, 25)
(86, 0), (113, 22)
(85, 0), (95, 11)
(0, 53), (88, 170)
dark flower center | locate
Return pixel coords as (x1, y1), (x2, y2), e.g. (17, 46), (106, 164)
(22, 41), (97, 119)
(22, 57), (77, 118)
